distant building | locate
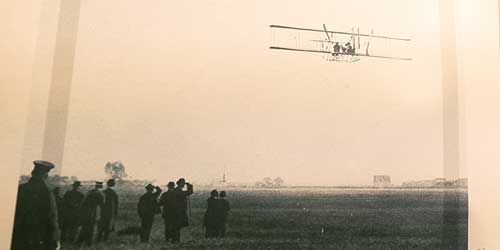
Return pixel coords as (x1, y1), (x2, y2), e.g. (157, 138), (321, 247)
(373, 175), (391, 187)
(453, 178), (468, 188)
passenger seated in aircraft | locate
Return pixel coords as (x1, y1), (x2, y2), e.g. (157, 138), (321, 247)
(345, 42), (353, 54)
(341, 43), (348, 53)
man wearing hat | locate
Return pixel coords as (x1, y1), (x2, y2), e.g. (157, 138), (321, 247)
(77, 181), (104, 246)
(97, 179), (119, 242)
(159, 181), (176, 242)
(172, 178), (194, 243)
(11, 160), (60, 250)
(203, 189), (219, 238)
(137, 184), (162, 242)
(61, 181), (84, 242)
(216, 191), (230, 238)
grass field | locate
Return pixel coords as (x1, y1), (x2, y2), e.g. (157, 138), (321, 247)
(62, 187), (467, 250)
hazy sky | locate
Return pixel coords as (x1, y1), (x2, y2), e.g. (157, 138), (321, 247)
(25, 0), (449, 185)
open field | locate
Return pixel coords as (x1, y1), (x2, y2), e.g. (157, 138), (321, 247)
(61, 187), (467, 250)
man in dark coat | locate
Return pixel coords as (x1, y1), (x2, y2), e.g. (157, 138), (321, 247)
(203, 190), (219, 238)
(61, 181), (84, 242)
(137, 184), (162, 242)
(52, 187), (63, 230)
(171, 178), (193, 243)
(76, 181), (104, 246)
(158, 181), (176, 242)
(216, 191), (230, 238)
(97, 179), (119, 242)
(11, 160), (60, 250)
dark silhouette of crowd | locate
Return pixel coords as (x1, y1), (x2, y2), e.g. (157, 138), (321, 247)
(10, 160), (230, 250)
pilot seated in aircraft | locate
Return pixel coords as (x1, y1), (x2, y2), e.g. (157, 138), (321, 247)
(333, 42), (341, 56)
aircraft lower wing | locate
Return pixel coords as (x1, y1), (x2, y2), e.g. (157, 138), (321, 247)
(269, 46), (331, 54)
(269, 46), (412, 61)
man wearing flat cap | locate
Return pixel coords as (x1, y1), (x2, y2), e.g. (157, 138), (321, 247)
(172, 178), (194, 243)
(97, 179), (119, 242)
(137, 184), (162, 242)
(77, 181), (104, 246)
(11, 160), (61, 250)
(61, 181), (84, 242)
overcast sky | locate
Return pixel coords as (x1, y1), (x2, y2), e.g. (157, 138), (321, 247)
(23, 0), (453, 186)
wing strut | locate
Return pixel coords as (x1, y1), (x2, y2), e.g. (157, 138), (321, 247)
(366, 28), (374, 56)
(357, 28), (361, 49)
(323, 24), (331, 42)
(351, 28), (355, 50)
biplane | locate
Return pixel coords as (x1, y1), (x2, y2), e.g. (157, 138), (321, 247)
(269, 24), (412, 63)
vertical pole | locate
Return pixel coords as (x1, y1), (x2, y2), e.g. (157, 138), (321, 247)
(22, 0), (61, 174)
(41, 0), (82, 174)
(438, 1), (465, 249)
(439, 0), (460, 182)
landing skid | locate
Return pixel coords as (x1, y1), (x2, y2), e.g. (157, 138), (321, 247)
(326, 54), (360, 63)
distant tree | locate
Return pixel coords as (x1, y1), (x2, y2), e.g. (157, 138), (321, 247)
(254, 181), (265, 188)
(273, 177), (284, 187)
(19, 175), (30, 184)
(104, 161), (128, 180)
(263, 177), (273, 187)
(255, 177), (284, 188)
(47, 174), (65, 186)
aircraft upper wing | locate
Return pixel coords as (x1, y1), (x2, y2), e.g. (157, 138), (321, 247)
(269, 46), (412, 61)
(270, 25), (411, 42)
